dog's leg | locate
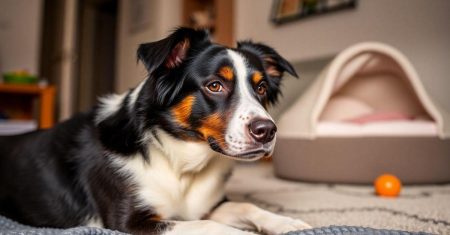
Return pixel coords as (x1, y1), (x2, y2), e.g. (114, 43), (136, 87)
(163, 220), (256, 235)
(208, 202), (311, 235)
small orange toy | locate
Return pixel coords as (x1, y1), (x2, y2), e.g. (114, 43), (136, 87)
(374, 174), (402, 197)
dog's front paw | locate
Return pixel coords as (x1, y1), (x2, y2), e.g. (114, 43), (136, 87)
(256, 214), (312, 235)
(209, 202), (311, 235)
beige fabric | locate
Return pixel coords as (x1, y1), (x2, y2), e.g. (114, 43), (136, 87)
(320, 96), (374, 121)
(278, 42), (450, 139)
(323, 73), (430, 121)
(273, 137), (450, 184)
(227, 163), (450, 234)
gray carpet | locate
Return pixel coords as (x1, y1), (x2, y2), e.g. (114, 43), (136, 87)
(0, 214), (432, 235)
(0, 215), (128, 235)
(226, 163), (450, 235)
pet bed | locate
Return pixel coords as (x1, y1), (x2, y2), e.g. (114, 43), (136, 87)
(0, 215), (432, 235)
(273, 42), (450, 184)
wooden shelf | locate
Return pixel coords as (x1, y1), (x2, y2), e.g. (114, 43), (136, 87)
(0, 83), (54, 94)
(0, 83), (56, 129)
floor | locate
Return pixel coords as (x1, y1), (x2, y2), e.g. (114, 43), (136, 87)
(226, 162), (450, 235)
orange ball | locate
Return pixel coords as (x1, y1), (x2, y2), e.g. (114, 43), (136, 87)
(374, 174), (402, 197)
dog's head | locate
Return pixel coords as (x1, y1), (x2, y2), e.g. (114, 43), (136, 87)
(135, 28), (297, 161)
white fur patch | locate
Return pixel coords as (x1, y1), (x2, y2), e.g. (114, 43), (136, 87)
(84, 216), (104, 228)
(128, 80), (145, 110)
(95, 79), (145, 125)
(95, 93), (127, 124)
(112, 129), (234, 220)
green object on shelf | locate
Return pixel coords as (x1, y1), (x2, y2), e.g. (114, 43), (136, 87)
(3, 72), (38, 84)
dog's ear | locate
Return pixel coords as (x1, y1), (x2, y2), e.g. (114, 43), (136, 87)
(237, 41), (298, 79)
(137, 27), (211, 74)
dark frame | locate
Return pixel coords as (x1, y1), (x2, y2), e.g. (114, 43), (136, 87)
(271, 0), (357, 25)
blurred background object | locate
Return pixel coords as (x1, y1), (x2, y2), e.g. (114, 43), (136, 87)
(271, 0), (357, 25)
(3, 70), (38, 84)
(183, 0), (233, 46)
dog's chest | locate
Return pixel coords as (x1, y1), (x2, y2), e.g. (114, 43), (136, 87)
(113, 135), (234, 220)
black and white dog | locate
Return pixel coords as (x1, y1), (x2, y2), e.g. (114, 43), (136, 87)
(0, 28), (310, 235)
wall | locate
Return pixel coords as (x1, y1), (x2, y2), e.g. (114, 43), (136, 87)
(59, 0), (79, 120)
(115, 0), (182, 93)
(0, 0), (43, 75)
(235, 0), (450, 115)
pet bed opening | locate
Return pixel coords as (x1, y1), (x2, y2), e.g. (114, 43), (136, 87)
(319, 52), (434, 124)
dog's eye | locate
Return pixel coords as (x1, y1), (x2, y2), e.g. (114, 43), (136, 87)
(256, 81), (268, 96)
(206, 81), (223, 93)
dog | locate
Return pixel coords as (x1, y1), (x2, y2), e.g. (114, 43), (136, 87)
(0, 28), (310, 235)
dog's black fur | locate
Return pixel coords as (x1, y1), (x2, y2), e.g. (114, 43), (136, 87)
(0, 28), (297, 234)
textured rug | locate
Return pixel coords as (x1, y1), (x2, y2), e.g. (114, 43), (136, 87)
(226, 163), (450, 235)
(0, 214), (432, 235)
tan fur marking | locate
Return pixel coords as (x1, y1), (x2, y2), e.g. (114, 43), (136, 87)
(252, 71), (263, 85)
(219, 66), (234, 81)
(197, 113), (226, 148)
(150, 215), (162, 221)
(171, 95), (195, 128)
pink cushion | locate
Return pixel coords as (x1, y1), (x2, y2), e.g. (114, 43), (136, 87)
(346, 112), (413, 124)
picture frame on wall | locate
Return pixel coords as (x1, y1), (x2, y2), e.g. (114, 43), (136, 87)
(271, 0), (357, 25)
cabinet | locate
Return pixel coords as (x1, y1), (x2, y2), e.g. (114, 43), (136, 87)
(0, 84), (56, 129)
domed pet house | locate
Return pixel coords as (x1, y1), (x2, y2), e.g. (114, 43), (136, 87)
(273, 42), (450, 184)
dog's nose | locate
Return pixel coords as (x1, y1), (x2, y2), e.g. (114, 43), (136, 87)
(249, 119), (277, 144)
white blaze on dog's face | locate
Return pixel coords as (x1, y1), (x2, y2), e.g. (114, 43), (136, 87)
(223, 50), (276, 160)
